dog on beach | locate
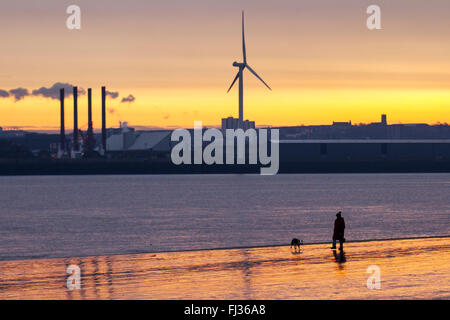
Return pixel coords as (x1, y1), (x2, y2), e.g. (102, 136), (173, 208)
(290, 238), (303, 252)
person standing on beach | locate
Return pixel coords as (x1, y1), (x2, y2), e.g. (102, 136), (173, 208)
(331, 211), (345, 250)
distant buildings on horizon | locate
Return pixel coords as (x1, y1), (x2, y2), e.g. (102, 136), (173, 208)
(276, 114), (450, 140)
(221, 117), (256, 133)
(1, 113), (450, 156)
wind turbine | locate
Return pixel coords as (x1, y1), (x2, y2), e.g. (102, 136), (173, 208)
(227, 11), (271, 128)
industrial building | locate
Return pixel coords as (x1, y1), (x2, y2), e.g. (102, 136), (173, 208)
(278, 139), (450, 162)
(106, 122), (172, 157)
(221, 117), (255, 133)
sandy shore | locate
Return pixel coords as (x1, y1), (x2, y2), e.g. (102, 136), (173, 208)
(0, 237), (449, 299)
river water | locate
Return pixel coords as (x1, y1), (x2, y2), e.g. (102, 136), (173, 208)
(0, 173), (449, 261)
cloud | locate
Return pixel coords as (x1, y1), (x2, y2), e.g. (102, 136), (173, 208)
(121, 94), (135, 103)
(9, 88), (29, 101)
(105, 90), (119, 99)
(32, 82), (85, 100)
(0, 83), (125, 102)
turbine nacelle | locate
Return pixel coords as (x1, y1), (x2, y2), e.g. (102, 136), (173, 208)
(233, 62), (245, 68)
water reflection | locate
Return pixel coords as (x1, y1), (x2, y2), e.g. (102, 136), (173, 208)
(240, 249), (252, 298)
(0, 237), (449, 300)
(332, 249), (347, 264)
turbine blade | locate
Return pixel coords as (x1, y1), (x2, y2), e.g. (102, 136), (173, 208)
(246, 65), (271, 90)
(242, 11), (247, 64)
(227, 72), (240, 92)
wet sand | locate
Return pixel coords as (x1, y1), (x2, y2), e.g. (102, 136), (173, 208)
(0, 237), (449, 299)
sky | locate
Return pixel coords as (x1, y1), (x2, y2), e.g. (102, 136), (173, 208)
(0, 0), (450, 131)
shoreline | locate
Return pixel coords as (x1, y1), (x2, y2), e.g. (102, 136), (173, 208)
(1, 159), (450, 175)
(2, 234), (449, 263)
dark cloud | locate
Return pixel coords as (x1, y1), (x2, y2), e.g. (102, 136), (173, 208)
(121, 94), (135, 103)
(9, 88), (29, 101)
(105, 90), (119, 99)
(32, 82), (85, 100)
(0, 83), (123, 102)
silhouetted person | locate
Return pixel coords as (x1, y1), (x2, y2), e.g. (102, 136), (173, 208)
(331, 211), (345, 250)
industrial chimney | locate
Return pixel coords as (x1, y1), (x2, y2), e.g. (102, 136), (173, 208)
(87, 88), (94, 151)
(101, 86), (106, 152)
(73, 86), (79, 151)
(59, 88), (65, 152)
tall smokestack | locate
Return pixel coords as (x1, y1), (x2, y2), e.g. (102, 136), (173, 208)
(60, 88), (65, 151)
(73, 86), (79, 150)
(102, 86), (106, 151)
(88, 88), (93, 131)
(87, 88), (94, 150)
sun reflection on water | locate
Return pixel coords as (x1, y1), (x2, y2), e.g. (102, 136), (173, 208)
(0, 237), (449, 300)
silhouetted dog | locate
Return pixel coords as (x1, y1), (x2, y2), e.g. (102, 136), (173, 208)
(290, 238), (303, 252)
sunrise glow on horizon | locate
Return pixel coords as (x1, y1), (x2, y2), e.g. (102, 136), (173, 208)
(1, 0), (450, 131)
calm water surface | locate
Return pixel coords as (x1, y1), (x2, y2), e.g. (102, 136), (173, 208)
(0, 173), (449, 260)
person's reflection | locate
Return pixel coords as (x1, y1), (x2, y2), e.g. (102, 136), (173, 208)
(332, 249), (346, 269)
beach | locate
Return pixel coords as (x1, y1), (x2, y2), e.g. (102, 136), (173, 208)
(0, 237), (448, 300)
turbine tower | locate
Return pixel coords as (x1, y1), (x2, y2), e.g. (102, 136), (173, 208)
(227, 11), (271, 128)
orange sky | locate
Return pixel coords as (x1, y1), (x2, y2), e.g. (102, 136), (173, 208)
(1, 0), (450, 130)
